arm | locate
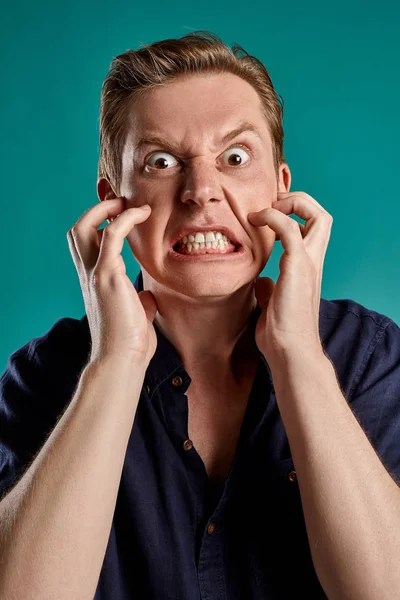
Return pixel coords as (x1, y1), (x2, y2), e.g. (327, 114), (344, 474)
(0, 356), (147, 600)
(248, 190), (400, 598)
(270, 350), (400, 600)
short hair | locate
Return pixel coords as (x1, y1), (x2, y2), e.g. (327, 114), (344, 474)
(98, 30), (286, 196)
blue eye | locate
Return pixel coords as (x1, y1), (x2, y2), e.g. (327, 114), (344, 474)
(145, 145), (251, 170)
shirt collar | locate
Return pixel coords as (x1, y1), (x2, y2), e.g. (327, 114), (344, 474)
(133, 270), (274, 393)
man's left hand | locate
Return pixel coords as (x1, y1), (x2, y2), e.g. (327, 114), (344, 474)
(247, 191), (333, 363)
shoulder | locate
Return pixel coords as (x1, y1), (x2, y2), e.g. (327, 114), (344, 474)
(320, 298), (400, 485)
(0, 313), (92, 422)
(319, 296), (393, 332)
(2, 314), (91, 383)
(319, 297), (399, 399)
(0, 314), (91, 498)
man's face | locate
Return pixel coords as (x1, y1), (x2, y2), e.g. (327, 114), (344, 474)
(119, 72), (291, 297)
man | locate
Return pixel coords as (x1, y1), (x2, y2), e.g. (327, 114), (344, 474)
(1, 31), (400, 600)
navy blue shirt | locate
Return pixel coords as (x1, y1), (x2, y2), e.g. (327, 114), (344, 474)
(1, 270), (400, 599)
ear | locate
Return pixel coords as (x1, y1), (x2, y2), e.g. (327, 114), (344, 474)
(97, 178), (120, 223)
(97, 177), (117, 202)
(277, 163), (291, 193)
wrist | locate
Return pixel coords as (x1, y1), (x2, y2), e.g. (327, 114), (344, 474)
(264, 337), (325, 368)
(87, 352), (149, 376)
(266, 343), (328, 371)
(268, 348), (332, 385)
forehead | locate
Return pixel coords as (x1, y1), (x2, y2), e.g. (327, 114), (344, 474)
(125, 72), (271, 148)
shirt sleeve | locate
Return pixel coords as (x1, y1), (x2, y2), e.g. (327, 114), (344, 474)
(348, 316), (400, 486)
(0, 317), (91, 500)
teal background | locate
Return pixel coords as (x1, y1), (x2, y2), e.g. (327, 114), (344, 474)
(1, 1), (399, 370)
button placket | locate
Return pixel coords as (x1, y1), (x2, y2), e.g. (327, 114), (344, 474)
(170, 374), (193, 455)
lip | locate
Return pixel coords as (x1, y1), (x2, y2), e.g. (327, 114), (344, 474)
(170, 225), (242, 249)
(168, 244), (247, 261)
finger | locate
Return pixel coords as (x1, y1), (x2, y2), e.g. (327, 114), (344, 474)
(272, 195), (332, 240)
(97, 205), (151, 272)
(66, 227), (82, 275)
(277, 191), (331, 215)
(262, 208), (304, 255)
(67, 198), (126, 272)
(271, 195), (322, 223)
(272, 196), (332, 252)
(275, 221), (305, 242)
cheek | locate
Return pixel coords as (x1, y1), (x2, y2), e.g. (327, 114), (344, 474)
(126, 229), (138, 243)
(246, 168), (276, 197)
(245, 192), (277, 224)
(126, 220), (165, 257)
(125, 222), (150, 253)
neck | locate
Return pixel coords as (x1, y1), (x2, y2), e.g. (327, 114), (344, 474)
(142, 271), (260, 382)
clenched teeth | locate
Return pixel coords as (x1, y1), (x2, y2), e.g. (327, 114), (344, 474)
(179, 231), (230, 244)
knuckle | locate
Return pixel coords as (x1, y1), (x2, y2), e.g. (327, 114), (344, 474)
(68, 226), (79, 241)
(91, 267), (107, 289)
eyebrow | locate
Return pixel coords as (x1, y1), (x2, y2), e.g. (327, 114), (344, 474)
(134, 121), (264, 155)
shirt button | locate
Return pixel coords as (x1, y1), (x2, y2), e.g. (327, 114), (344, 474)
(145, 385), (151, 394)
(172, 376), (183, 387)
(183, 439), (193, 451)
(207, 523), (215, 535)
(288, 470), (297, 483)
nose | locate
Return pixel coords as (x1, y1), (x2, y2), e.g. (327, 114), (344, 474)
(180, 158), (223, 206)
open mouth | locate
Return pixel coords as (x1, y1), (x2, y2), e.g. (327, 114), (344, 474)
(172, 240), (241, 255)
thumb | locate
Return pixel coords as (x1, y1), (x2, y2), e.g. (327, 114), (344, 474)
(138, 290), (158, 323)
(254, 276), (275, 310)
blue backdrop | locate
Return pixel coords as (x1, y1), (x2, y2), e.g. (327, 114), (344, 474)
(1, 0), (399, 369)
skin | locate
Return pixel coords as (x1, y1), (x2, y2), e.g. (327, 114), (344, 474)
(97, 72), (291, 388)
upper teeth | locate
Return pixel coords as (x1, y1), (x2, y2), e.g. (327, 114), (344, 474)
(179, 231), (231, 244)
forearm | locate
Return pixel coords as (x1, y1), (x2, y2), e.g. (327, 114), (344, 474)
(0, 356), (147, 600)
(270, 351), (400, 600)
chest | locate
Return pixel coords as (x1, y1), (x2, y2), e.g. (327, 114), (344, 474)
(186, 376), (255, 486)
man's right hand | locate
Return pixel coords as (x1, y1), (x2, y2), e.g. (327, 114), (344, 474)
(66, 198), (158, 367)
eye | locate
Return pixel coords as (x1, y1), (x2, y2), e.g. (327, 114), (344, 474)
(145, 152), (179, 170)
(144, 144), (251, 170)
(222, 145), (251, 166)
